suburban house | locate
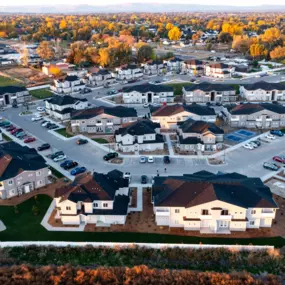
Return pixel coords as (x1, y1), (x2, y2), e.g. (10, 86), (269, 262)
(240, 81), (285, 102)
(228, 103), (285, 129)
(142, 60), (165, 75)
(122, 83), (174, 104)
(84, 69), (115, 87)
(54, 170), (131, 226)
(51, 75), (86, 94)
(45, 95), (89, 121)
(164, 57), (183, 72)
(70, 106), (137, 134)
(0, 86), (31, 107)
(152, 171), (278, 234)
(115, 64), (143, 81)
(115, 119), (164, 152)
(183, 83), (237, 103)
(205, 63), (234, 78)
(182, 59), (204, 75)
(0, 142), (51, 200)
(177, 119), (224, 152)
(151, 104), (216, 129)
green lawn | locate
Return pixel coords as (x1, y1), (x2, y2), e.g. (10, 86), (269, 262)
(0, 75), (23, 87)
(0, 195), (285, 247)
(92, 138), (109, 144)
(54, 128), (74, 138)
(29, 89), (53, 99)
(2, 133), (12, 141)
(165, 83), (193, 96)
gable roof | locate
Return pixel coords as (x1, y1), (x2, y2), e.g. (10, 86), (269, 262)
(178, 118), (224, 134)
(208, 63), (229, 69)
(47, 95), (87, 106)
(71, 106), (137, 120)
(230, 103), (285, 115)
(0, 142), (47, 181)
(243, 81), (285, 91)
(122, 83), (173, 93)
(152, 104), (216, 117)
(115, 119), (160, 136)
(153, 171), (277, 209)
(0, 86), (27, 95)
(183, 82), (235, 92)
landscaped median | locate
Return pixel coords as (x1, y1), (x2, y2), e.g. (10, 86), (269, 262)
(0, 194), (285, 247)
(54, 128), (74, 138)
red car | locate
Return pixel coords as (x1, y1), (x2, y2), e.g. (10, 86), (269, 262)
(24, 137), (36, 143)
(273, 156), (285, 163)
(11, 128), (22, 134)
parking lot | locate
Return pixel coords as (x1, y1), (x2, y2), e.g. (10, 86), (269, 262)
(225, 129), (257, 144)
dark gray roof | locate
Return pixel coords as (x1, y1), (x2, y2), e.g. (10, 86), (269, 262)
(123, 83), (173, 93)
(243, 81), (285, 91)
(178, 136), (203, 145)
(71, 106), (137, 120)
(0, 86), (27, 95)
(0, 142), (47, 181)
(152, 171), (278, 209)
(92, 69), (111, 75)
(47, 95), (87, 106)
(115, 119), (160, 136)
(178, 118), (224, 134)
(230, 103), (285, 115)
(183, 82), (235, 92)
(64, 75), (79, 82)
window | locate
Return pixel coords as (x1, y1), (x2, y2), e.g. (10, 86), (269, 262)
(36, 171), (41, 176)
(251, 210), (256, 215)
(8, 180), (13, 185)
(174, 220), (179, 224)
(250, 221), (255, 226)
(175, 209), (180, 213)
(202, 209), (209, 215)
(38, 180), (42, 185)
(94, 203), (98, 208)
(66, 206), (71, 211)
(221, 210), (229, 216)
(103, 203), (108, 208)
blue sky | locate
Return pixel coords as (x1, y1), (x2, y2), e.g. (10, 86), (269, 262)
(2, 0), (285, 6)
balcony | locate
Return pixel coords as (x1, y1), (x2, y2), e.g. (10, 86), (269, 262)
(199, 214), (212, 220)
(96, 123), (103, 126)
(261, 211), (275, 218)
(106, 122), (113, 126)
(220, 215), (232, 220)
(156, 209), (170, 216)
(71, 123), (79, 127)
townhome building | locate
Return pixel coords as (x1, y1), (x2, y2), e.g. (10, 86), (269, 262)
(85, 69), (115, 87)
(54, 170), (131, 226)
(0, 58), (15, 66)
(0, 142), (51, 199)
(115, 119), (164, 152)
(152, 171), (278, 234)
(205, 63), (234, 78)
(142, 60), (165, 75)
(0, 86), (31, 107)
(122, 83), (174, 104)
(151, 104), (216, 129)
(228, 103), (285, 129)
(45, 95), (89, 121)
(71, 106), (137, 134)
(183, 83), (237, 103)
(177, 118), (224, 152)
(51, 75), (86, 94)
(164, 57), (183, 72)
(181, 59), (204, 75)
(115, 64), (143, 81)
(240, 81), (285, 102)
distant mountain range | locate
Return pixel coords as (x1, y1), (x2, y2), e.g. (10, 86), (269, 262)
(1, 4), (285, 13)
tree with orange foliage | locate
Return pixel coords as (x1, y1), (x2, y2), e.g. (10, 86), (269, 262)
(98, 48), (110, 67)
(49, 65), (62, 77)
(270, 46), (285, 61)
(250, 43), (267, 58)
(262, 27), (281, 42)
(166, 23), (174, 30)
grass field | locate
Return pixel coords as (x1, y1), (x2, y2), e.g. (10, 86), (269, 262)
(0, 194), (285, 247)
(0, 75), (23, 87)
(165, 82), (193, 96)
(54, 128), (74, 138)
(29, 89), (53, 99)
(92, 138), (109, 144)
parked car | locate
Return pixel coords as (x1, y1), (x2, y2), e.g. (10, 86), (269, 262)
(41, 121), (50, 127)
(0, 120), (10, 127)
(252, 140), (261, 147)
(263, 162), (280, 171)
(273, 156), (285, 164)
(103, 152), (118, 161)
(148, 156), (154, 163)
(18, 134), (27, 140)
(71, 166), (87, 176)
(215, 102), (222, 106)
(24, 137), (36, 143)
(63, 161), (78, 170)
(141, 175), (148, 184)
(76, 139), (88, 145)
(248, 141), (258, 148)
(143, 103), (149, 108)
(48, 124), (58, 130)
(31, 115), (43, 121)
(243, 143), (254, 150)
(270, 130), (284, 137)
(50, 151), (64, 160)
(37, 143), (51, 151)
(15, 131), (25, 138)
(123, 172), (131, 181)
(45, 122), (53, 128)
(140, 156), (147, 163)
(265, 134), (276, 140)
(37, 107), (45, 112)
(53, 154), (66, 162)
(6, 125), (16, 131)
(11, 128), (22, 135)
(60, 160), (73, 168)
(163, 155), (171, 164)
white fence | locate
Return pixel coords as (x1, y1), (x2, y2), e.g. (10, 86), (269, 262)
(27, 84), (51, 91)
(0, 241), (274, 251)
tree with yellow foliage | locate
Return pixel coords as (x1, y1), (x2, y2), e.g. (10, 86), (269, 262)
(98, 48), (110, 67)
(37, 41), (55, 60)
(262, 28), (281, 42)
(168, 27), (182, 41)
(250, 43), (267, 58)
(166, 23), (174, 30)
(49, 65), (62, 77)
(270, 46), (285, 61)
(59, 20), (67, 30)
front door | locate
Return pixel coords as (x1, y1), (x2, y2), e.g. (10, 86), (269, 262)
(147, 93), (152, 103)
(4, 94), (10, 105)
(210, 92), (215, 101)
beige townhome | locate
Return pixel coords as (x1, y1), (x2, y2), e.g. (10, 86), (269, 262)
(51, 75), (86, 94)
(152, 171), (278, 234)
(177, 118), (224, 152)
(205, 63), (234, 78)
(181, 59), (204, 75)
(70, 106), (137, 134)
(0, 142), (51, 199)
(151, 104), (216, 129)
(228, 103), (285, 129)
(54, 170), (131, 226)
(240, 81), (285, 102)
(84, 68), (115, 87)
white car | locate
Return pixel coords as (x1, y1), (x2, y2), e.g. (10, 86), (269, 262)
(143, 103), (149, 108)
(148, 156), (154, 163)
(140, 156), (147, 163)
(31, 115), (43, 121)
(265, 134), (276, 140)
(248, 141), (258, 148)
(41, 121), (50, 127)
(243, 143), (254, 150)
(123, 172), (131, 181)
(37, 107), (45, 112)
(53, 154), (67, 162)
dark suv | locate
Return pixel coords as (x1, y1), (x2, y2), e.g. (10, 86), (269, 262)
(103, 152), (118, 161)
(163, 155), (171, 164)
(37, 143), (51, 151)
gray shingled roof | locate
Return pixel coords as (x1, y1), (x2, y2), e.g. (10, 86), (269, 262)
(123, 83), (173, 93)
(183, 82), (235, 92)
(243, 81), (285, 91)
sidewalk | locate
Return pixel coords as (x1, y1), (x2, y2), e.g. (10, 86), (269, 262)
(165, 134), (175, 156)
